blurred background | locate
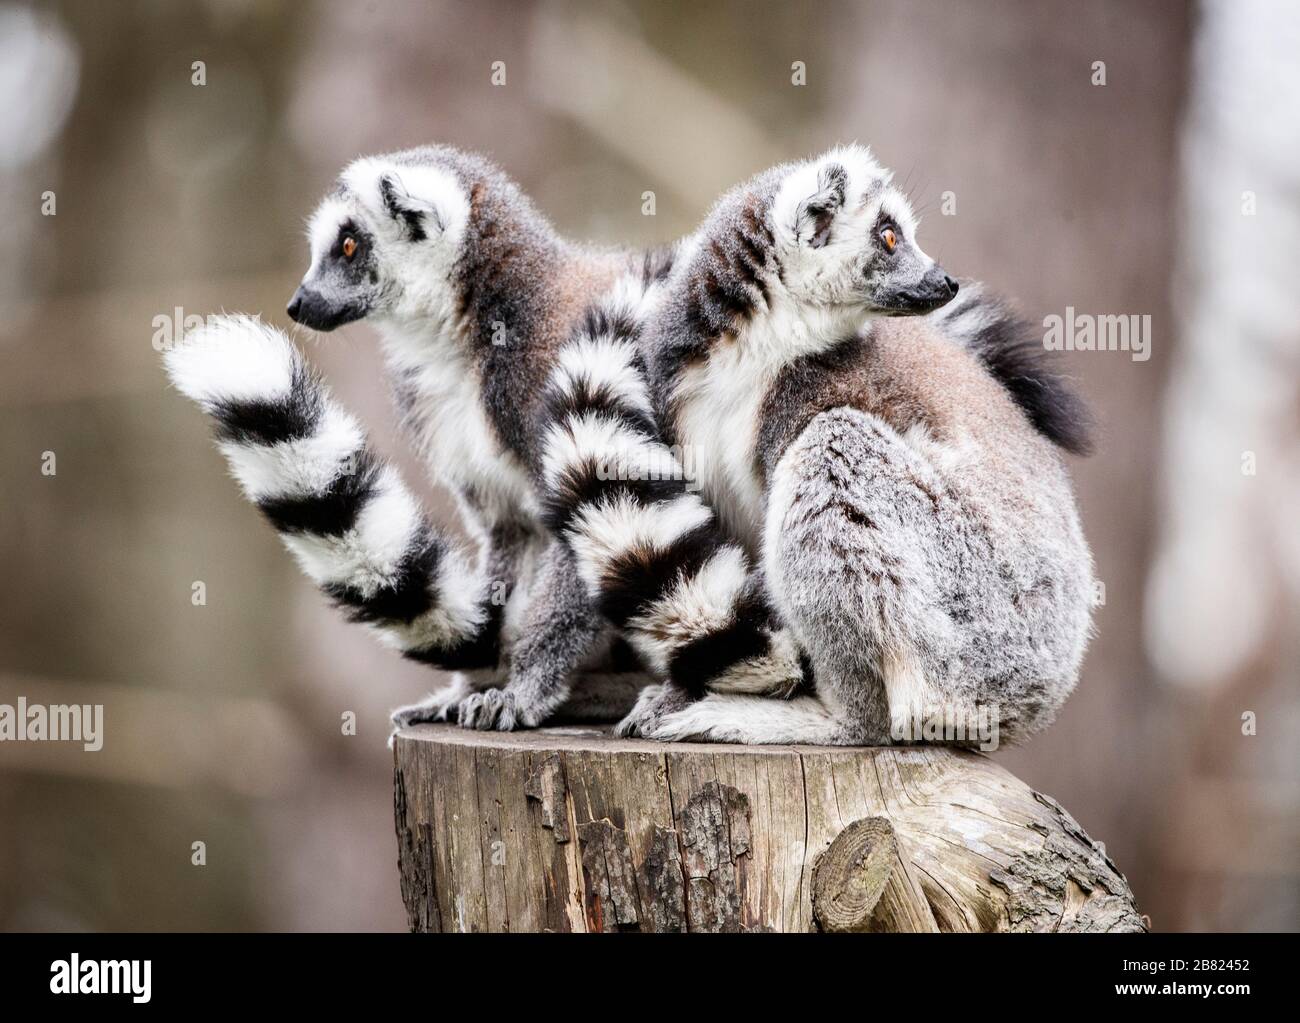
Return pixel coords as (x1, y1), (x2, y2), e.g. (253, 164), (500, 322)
(1, 0), (1296, 931)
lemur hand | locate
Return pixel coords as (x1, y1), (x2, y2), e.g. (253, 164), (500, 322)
(614, 682), (695, 738)
(455, 687), (545, 731)
(389, 676), (474, 747)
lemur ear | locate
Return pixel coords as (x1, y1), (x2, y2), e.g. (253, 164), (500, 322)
(796, 163), (847, 249)
(379, 174), (444, 242)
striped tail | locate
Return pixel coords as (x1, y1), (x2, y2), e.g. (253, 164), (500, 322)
(927, 281), (1094, 456)
(538, 279), (805, 698)
(164, 315), (501, 671)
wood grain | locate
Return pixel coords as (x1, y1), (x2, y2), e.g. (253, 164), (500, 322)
(392, 724), (1146, 933)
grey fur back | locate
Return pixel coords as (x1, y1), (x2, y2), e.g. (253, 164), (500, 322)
(759, 322), (1093, 742)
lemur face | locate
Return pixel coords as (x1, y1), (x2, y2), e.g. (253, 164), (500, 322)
(770, 146), (957, 316)
(288, 157), (469, 331)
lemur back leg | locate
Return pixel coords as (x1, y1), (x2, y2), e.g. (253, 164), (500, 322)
(638, 690), (848, 744)
(653, 407), (961, 746)
(764, 406), (966, 744)
(457, 538), (620, 730)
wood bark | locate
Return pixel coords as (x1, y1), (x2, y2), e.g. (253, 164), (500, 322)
(392, 723), (1146, 933)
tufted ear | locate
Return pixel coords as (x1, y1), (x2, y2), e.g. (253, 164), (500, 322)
(379, 173), (444, 242)
(795, 162), (847, 249)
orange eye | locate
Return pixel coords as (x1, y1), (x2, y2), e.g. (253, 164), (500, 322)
(881, 226), (897, 253)
(342, 236), (357, 260)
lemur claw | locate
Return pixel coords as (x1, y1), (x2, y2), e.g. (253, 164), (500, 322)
(454, 688), (545, 731)
(391, 692), (461, 730)
(614, 683), (692, 739)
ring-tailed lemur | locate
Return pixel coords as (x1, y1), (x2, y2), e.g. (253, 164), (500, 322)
(166, 145), (804, 734)
(610, 145), (1096, 745)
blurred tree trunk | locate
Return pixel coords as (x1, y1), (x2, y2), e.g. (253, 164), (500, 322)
(1145, 0), (1300, 930)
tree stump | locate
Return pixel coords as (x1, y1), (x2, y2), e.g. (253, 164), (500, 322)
(392, 723), (1146, 933)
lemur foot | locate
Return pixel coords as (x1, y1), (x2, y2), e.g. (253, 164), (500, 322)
(390, 679), (474, 742)
(614, 683), (693, 738)
(455, 688), (544, 731)
(391, 690), (462, 730)
(388, 687), (467, 748)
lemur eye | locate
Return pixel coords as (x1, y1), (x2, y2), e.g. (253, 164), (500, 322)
(342, 235), (358, 260)
(880, 226), (898, 253)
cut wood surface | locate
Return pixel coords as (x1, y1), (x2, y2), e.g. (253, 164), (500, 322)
(392, 723), (1146, 933)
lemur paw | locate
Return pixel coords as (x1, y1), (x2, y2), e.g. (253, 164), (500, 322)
(455, 688), (542, 731)
(389, 688), (467, 748)
(614, 683), (693, 738)
(391, 689), (462, 730)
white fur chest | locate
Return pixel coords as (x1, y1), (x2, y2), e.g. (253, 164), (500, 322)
(378, 321), (538, 524)
(674, 343), (772, 551)
(671, 298), (865, 550)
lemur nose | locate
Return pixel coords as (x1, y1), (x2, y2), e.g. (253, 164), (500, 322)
(287, 292), (304, 322)
(944, 275), (959, 296)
